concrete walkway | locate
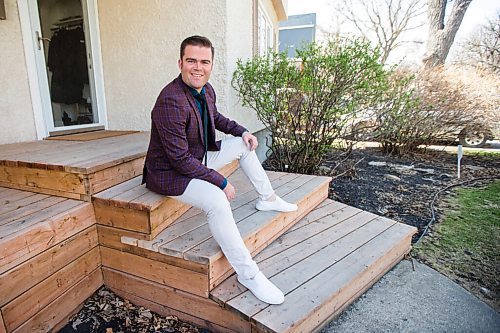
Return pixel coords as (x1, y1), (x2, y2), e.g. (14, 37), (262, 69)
(321, 260), (499, 333)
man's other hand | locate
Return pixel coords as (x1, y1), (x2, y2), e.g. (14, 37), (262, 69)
(223, 182), (236, 201)
(242, 132), (258, 151)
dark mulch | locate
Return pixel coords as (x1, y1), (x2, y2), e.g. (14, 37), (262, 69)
(319, 147), (499, 242)
(59, 287), (208, 333)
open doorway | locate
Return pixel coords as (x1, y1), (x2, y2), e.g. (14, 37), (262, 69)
(37, 0), (97, 128)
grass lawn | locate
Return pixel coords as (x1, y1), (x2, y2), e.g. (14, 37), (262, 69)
(414, 180), (500, 310)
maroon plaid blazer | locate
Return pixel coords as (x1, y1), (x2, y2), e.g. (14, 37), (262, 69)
(143, 75), (247, 196)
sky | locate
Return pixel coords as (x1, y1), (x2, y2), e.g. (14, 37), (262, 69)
(286, 0), (500, 66)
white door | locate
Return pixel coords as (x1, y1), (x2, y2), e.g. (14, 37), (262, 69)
(26, 0), (106, 136)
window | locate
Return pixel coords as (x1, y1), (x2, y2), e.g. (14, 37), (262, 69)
(258, 5), (274, 56)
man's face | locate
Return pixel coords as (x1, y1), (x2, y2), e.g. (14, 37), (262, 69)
(178, 45), (213, 92)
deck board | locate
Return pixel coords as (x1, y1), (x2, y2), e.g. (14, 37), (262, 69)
(0, 199), (81, 236)
(210, 206), (376, 305)
(0, 196), (68, 226)
(0, 190), (96, 276)
(0, 133), (149, 199)
(0, 193), (47, 215)
(228, 216), (396, 317)
(252, 224), (414, 332)
(0, 132), (149, 173)
(135, 171), (295, 252)
(155, 173), (303, 259)
(187, 175), (325, 264)
(210, 199), (417, 333)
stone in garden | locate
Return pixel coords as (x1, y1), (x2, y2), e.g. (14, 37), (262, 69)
(384, 174), (401, 181)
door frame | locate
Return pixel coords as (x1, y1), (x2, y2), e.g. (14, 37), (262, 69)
(17, 0), (108, 139)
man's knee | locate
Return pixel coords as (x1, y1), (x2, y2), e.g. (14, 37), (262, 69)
(204, 190), (231, 216)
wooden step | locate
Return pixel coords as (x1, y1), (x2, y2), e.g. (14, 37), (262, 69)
(0, 187), (102, 333)
(98, 171), (331, 298)
(0, 132), (149, 200)
(92, 160), (239, 241)
(0, 188), (96, 274)
(210, 199), (417, 333)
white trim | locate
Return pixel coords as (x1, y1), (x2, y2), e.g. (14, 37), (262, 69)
(84, 0), (108, 128)
(279, 24), (315, 31)
(17, 0), (47, 139)
(257, 2), (275, 55)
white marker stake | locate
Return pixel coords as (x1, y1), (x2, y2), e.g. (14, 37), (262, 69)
(457, 145), (463, 179)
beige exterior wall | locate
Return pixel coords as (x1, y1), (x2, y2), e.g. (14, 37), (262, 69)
(0, 0), (37, 144)
(225, 0), (259, 133)
(97, 0), (283, 134)
(97, 0), (230, 132)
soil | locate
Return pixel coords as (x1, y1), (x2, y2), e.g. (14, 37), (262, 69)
(321, 147), (499, 242)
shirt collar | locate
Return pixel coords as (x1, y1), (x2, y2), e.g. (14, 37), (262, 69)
(188, 86), (206, 98)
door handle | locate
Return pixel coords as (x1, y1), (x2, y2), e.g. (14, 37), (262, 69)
(35, 31), (51, 50)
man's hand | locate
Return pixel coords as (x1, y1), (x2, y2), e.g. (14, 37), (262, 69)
(223, 181), (236, 201)
(242, 131), (258, 151)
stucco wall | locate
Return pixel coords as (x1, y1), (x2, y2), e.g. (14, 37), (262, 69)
(97, 0), (278, 134)
(0, 0), (37, 144)
(97, 0), (229, 132)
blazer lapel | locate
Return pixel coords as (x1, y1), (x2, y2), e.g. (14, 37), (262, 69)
(177, 77), (205, 145)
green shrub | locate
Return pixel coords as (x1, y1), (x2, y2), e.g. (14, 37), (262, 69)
(232, 38), (388, 173)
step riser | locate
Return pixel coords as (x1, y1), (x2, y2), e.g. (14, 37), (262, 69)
(100, 246), (209, 298)
(103, 267), (248, 333)
(93, 198), (191, 240)
(2, 248), (101, 332)
(0, 157), (144, 201)
(96, 225), (208, 274)
(93, 161), (239, 240)
(11, 268), (103, 333)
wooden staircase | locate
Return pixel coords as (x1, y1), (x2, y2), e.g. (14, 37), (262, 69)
(0, 188), (100, 333)
(0, 133), (417, 333)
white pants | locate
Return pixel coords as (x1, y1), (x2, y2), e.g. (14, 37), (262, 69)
(171, 137), (275, 279)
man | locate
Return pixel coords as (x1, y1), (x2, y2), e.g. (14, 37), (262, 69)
(143, 35), (297, 305)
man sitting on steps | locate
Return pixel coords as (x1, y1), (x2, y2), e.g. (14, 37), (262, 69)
(142, 35), (297, 305)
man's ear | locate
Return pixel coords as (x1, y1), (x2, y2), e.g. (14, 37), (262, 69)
(178, 59), (182, 70)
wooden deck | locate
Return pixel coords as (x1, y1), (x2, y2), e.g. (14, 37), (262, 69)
(0, 134), (417, 333)
(0, 132), (149, 200)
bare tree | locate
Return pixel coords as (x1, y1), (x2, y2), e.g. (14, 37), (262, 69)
(422, 0), (473, 68)
(455, 14), (500, 73)
(336, 0), (426, 64)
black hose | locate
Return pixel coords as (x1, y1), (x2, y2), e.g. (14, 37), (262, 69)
(413, 175), (500, 245)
